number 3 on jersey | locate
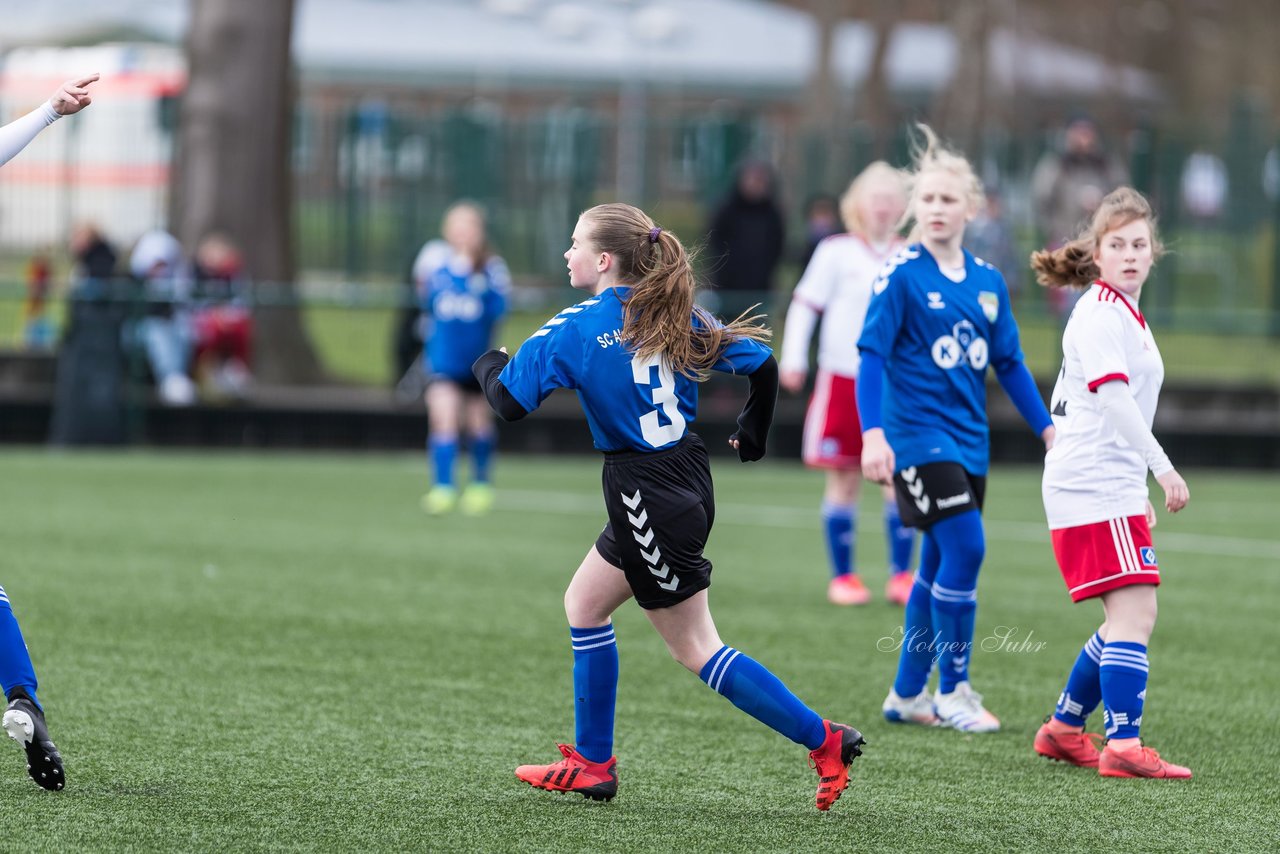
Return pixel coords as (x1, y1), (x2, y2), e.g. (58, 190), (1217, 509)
(631, 352), (686, 447)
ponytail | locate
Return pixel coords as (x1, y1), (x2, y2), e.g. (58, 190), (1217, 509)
(581, 203), (770, 380)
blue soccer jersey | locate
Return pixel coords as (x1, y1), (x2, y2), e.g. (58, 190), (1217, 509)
(417, 243), (510, 382)
(499, 287), (771, 452)
(857, 244), (1026, 475)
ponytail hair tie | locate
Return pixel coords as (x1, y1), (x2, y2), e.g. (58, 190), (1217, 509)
(648, 227), (662, 244)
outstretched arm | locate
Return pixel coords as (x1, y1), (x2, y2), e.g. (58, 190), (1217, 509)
(996, 362), (1055, 449)
(728, 354), (778, 462)
(0, 74), (99, 168)
(472, 348), (529, 422)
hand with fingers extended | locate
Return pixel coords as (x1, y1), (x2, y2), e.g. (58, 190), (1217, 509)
(50, 74), (100, 116)
(860, 428), (895, 485)
(1155, 469), (1188, 514)
(1144, 499), (1157, 529)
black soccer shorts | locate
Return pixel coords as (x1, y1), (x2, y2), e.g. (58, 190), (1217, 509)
(893, 461), (987, 529)
(595, 433), (715, 610)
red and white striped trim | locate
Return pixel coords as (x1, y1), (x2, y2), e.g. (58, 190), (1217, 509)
(1094, 280), (1146, 328)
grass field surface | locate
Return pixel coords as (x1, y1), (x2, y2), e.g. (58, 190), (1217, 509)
(1, 449), (1277, 851)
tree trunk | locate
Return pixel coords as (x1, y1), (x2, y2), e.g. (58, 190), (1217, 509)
(171, 0), (323, 383)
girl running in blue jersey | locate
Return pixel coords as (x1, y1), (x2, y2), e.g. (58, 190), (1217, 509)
(415, 202), (509, 516)
(857, 125), (1054, 733)
(473, 203), (865, 811)
(1, 72), (100, 791)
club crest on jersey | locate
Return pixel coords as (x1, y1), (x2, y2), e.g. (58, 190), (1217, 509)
(978, 291), (999, 323)
(1140, 547), (1157, 567)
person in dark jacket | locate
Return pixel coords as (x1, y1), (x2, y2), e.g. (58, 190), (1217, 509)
(705, 159), (786, 319)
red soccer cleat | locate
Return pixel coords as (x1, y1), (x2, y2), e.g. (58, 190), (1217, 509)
(1034, 721), (1103, 768)
(1098, 743), (1192, 779)
(808, 721), (866, 811)
(828, 574), (871, 606)
(884, 571), (914, 606)
(514, 744), (618, 801)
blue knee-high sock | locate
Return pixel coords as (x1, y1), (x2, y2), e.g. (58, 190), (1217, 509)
(429, 436), (458, 488)
(1053, 631), (1104, 727)
(893, 532), (940, 697)
(0, 586), (39, 709)
(471, 432), (496, 485)
(570, 624), (619, 763)
(884, 502), (915, 574)
(1099, 641), (1148, 740)
(928, 510), (985, 695)
(700, 645), (827, 750)
(822, 501), (856, 578)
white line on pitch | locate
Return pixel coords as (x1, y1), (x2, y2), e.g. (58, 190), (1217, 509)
(495, 489), (1280, 561)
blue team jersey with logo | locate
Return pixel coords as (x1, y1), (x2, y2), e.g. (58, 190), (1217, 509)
(499, 287), (771, 452)
(857, 244), (1025, 475)
(419, 249), (510, 382)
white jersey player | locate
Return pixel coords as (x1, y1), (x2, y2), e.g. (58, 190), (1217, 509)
(778, 162), (917, 606)
(1029, 187), (1192, 779)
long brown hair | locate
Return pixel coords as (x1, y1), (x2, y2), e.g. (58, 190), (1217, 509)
(580, 203), (771, 380)
(1030, 187), (1165, 288)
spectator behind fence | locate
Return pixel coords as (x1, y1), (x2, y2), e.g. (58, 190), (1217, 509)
(797, 193), (842, 273)
(22, 251), (54, 349)
(192, 233), (253, 399)
(129, 229), (196, 406)
(964, 189), (1022, 301)
(1031, 116), (1128, 322)
(705, 159), (786, 319)
(68, 222), (118, 290)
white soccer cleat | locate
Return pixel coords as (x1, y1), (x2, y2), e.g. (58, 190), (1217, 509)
(934, 682), (1000, 733)
(881, 688), (941, 726)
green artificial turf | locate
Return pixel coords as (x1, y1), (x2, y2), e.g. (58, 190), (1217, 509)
(0, 450), (1276, 851)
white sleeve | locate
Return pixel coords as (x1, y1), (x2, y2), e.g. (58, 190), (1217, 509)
(1078, 307), (1131, 392)
(0, 102), (60, 168)
(779, 298), (819, 373)
(779, 241), (838, 372)
(411, 240), (450, 286)
(1096, 381), (1174, 476)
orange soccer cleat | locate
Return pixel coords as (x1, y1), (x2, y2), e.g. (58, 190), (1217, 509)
(1098, 743), (1192, 779)
(514, 744), (618, 801)
(884, 571), (915, 606)
(828, 574), (871, 606)
(808, 721), (866, 811)
(1034, 720), (1104, 768)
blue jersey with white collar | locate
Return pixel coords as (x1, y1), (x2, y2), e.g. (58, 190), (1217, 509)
(416, 242), (510, 382)
(857, 244), (1025, 475)
(499, 287), (771, 452)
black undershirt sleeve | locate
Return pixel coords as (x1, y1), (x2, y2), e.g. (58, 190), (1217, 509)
(730, 354), (778, 462)
(471, 349), (529, 422)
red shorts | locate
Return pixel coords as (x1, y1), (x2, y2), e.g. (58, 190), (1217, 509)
(1050, 515), (1160, 602)
(802, 370), (863, 470)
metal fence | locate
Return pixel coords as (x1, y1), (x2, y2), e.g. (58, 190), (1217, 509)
(1, 97), (1277, 334)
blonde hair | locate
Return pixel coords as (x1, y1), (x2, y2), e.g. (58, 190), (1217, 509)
(839, 161), (907, 238)
(898, 123), (984, 242)
(579, 203), (771, 380)
(1030, 187), (1165, 288)
(442, 200), (491, 269)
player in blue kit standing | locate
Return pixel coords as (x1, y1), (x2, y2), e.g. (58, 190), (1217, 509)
(857, 125), (1054, 732)
(473, 203), (865, 811)
(0, 72), (100, 791)
(415, 202), (510, 516)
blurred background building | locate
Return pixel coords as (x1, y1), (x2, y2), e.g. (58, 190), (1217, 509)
(0, 0), (1276, 460)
